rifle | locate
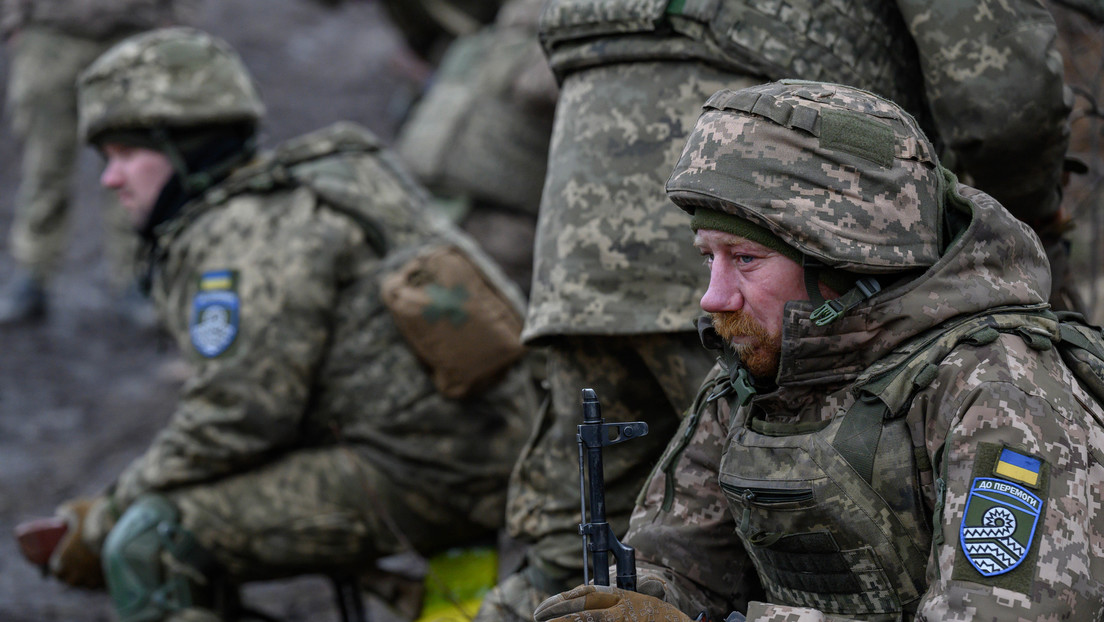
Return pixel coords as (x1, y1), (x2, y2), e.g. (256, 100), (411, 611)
(576, 388), (648, 590)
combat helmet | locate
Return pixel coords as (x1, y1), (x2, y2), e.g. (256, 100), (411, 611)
(667, 80), (948, 324)
(78, 26), (265, 145)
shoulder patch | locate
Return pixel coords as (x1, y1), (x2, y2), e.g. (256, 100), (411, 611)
(953, 443), (1049, 591)
(959, 477), (1042, 576)
(190, 270), (240, 358)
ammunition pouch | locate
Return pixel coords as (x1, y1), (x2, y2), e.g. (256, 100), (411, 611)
(381, 243), (526, 399)
(102, 494), (217, 622)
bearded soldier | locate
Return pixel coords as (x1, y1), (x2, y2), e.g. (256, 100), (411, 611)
(534, 80), (1104, 622)
(480, 2), (1075, 620)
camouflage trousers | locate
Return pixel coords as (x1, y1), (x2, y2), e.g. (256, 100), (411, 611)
(88, 445), (502, 621)
(476, 332), (716, 622)
(6, 27), (138, 287)
(169, 446), (496, 583)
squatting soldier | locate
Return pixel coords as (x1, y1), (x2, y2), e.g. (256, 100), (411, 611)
(32, 27), (537, 622)
(535, 81), (1104, 621)
(0, 0), (196, 324)
(481, 1), (1074, 620)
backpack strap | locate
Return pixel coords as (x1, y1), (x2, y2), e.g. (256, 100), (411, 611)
(832, 305), (1058, 484)
(202, 122), (391, 257)
(1054, 311), (1104, 406)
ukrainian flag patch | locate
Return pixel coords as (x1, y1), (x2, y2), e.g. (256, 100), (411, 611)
(190, 270), (240, 358)
(953, 443), (1049, 591)
(994, 448), (1042, 487)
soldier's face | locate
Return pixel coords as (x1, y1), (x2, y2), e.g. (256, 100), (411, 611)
(695, 229), (808, 378)
(99, 143), (175, 229)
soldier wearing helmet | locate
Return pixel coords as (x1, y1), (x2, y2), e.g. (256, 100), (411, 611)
(27, 27), (538, 622)
(482, 2), (1075, 620)
(532, 80), (1104, 622)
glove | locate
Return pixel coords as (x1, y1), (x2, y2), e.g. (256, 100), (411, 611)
(534, 585), (694, 622)
(49, 497), (106, 589)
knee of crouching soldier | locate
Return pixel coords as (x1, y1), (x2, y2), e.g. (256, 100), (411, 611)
(102, 494), (217, 622)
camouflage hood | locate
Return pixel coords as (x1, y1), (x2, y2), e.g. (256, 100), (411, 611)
(772, 183), (1050, 388)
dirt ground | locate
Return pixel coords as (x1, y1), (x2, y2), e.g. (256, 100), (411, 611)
(1, 2), (1103, 622)
(0, 1), (424, 619)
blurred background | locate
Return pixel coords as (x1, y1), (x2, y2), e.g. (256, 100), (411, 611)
(0, 1), (1100, 620)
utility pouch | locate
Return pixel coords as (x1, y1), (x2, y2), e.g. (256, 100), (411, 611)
(381, 244), (525, 399)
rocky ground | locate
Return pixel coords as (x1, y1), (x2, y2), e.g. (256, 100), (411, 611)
(0, 2), (1102, 621)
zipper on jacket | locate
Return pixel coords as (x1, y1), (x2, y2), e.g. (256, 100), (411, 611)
(721, 484), (815, 535)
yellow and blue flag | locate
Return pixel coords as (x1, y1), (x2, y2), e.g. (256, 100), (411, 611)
(994, 448), (1041, 487)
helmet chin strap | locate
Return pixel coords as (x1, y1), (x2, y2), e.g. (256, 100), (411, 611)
(803, 255), (882, 326)
(150, 126), (257, 195)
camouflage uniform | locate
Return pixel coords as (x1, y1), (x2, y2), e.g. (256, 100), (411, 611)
(71, 29), (537, 621)
(621, 81), (1104, 621)
(1, 0), (194, 291)
(395, 0), (557, 295)
(83, 120), (536, 564)
(490, 2), (1073, 619)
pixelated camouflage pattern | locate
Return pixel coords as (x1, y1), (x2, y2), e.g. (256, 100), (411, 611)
(167, 446), (507, 579)
(667, 81), (943, 273)
(77, 27), (265, 144)
(523, 63), (760, 339)
(5, 28), (138, 283)
(539, 0), (925, 118)
(622, 176), (1104, 619)
(895, 0), (1071, 221)
(534, 0), (1069, 260)
(82, 124), (537, 575)
(499, 333), (715, 589)
(0, 0), (196, 40)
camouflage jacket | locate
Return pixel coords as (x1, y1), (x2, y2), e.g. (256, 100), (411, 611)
(540, 0), (1069, 220)
(528, 0), (1070, 337)
(624, 185), (1104, 620)
(1, 0), (195, 40)
(95, 123), (534, 540)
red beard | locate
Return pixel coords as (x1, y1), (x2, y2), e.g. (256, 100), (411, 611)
(710, 311), (782, 380)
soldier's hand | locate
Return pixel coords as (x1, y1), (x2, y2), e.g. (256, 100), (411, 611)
(534, 585), (693, 622)
(49, 497), (106, 589)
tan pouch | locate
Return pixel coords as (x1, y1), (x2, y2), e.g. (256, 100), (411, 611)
(381, 244), (525, 399)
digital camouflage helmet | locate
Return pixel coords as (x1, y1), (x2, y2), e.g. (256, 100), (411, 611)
(78, 26), (265, 145)
(667, 80), (950, 323)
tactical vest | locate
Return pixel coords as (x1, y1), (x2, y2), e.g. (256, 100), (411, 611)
(693, 306), (1104, 619)
(538, 0), (926, 117)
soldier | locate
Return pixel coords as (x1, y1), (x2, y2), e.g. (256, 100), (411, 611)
(395, 0), (557, 295)
(30, 27), (537, 622)
(532, 80), (1104, 622)
(0, 0), (196, 324)
(479, 2), (1075, 620)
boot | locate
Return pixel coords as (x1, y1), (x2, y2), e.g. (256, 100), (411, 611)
(0, 269), (47, 325)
